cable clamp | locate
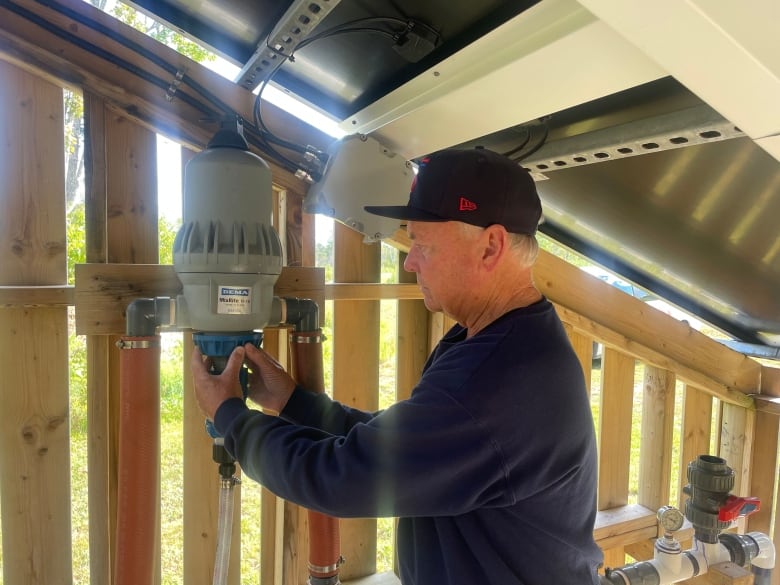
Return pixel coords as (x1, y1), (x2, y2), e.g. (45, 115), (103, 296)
(291, 333), (326, 344)
(308, 555), (345, 574)
(116, 339), (160, 350)
(165, 69), (186, 102)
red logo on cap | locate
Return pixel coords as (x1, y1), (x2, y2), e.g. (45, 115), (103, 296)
(459, 197), (477, 211)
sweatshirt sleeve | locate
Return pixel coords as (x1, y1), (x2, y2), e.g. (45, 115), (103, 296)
(216, 382), (511, 519)
(279, 385), (377, 432)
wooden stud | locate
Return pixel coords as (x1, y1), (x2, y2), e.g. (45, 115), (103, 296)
(564, 325), (594, 396)
(679, 385), (714, 509)
(333, 223), (380, 581)
(638, 366), (676, 513)
(719, 403), (755, 497)
(598, 347), (636, 564)
(598, 348), (636, 510)
(396, 253), (428, 402)
(0, 61), (72, 583)
(747, 410), (778, 535)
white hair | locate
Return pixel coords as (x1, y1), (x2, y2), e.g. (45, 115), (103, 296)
(456, 222), (539, 267)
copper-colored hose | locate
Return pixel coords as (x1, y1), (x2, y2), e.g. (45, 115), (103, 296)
(290, 330), (341, 581)
(115, 336), (161, 585)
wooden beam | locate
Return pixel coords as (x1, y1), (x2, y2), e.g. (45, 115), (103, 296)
(74, 264), (324, 335)
(0, 285), (75, 307)
(0, 0), (331, 193)
(326, 283), (422, 301)
(386, 229), (761, 404)
(593, 504), (658, 550)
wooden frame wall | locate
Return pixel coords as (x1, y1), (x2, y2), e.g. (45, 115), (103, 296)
(3, 3), (780, 582)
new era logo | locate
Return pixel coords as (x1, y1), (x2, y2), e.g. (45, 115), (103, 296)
(459, 197), (477, 211)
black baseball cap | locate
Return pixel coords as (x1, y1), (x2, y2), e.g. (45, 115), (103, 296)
(364, 148), (542, 235)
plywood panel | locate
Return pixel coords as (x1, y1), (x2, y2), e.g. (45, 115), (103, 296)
(333, 223), (380, 581)
(638, 366), (676, 511)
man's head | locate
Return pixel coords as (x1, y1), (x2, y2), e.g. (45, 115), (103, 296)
(364, 148), (542, 236)
(365, 148), (542, 327)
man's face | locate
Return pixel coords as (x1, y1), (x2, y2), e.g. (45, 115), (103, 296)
(403, 220), (482, 317)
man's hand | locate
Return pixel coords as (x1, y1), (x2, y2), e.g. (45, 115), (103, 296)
(243, 343), (296, 413)
(191, 345), (245, 420)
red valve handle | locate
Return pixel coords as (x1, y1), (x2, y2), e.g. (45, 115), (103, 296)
(718, 495), (761, 522)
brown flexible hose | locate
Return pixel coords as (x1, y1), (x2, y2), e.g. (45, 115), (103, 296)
(290, 330), (342, 580)
(115, 336), (161, 585)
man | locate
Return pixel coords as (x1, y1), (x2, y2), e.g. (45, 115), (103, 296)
(192, 148), (604, 584)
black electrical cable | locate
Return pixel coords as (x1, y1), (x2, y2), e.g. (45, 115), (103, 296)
(509, 123), (550, 163)
(20, 0), (434, 175)
(16, 0), (305, 171)
(500, 128), (532, 158)
(252, 24), (405, 153)
(13, 0), (216, 119)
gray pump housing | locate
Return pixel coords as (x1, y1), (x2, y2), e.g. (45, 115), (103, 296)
(173, 127), (283, 332)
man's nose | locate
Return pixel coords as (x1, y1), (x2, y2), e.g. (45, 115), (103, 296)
(403, 251), (417, 273)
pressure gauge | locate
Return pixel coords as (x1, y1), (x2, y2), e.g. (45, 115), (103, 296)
(657, 506), (685, 533)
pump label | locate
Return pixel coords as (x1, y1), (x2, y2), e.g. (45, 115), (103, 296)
(217, 286), (252, 315)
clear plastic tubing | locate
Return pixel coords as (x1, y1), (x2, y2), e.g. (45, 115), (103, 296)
(213, 477), (237, 585)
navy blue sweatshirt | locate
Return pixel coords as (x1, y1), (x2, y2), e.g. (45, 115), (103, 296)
(215, 298), (603, 584)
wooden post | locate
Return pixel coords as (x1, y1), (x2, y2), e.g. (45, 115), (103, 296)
(719, 403), (755, 497)
(84, 90), (113, 585)
(638, 366), (676, 513)
(0, 61), (72, 584)
(679, 385), (713, 509)
(333, 224), (380, 581)
(396, 253), (428, 401)
(83, 101), (161, 585)
(564, 326), (594, 397)
(747, 410), (778, 535)
(598, 347), (636, 569)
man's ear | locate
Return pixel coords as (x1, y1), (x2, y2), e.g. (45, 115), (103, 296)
(481, 225), (507, 270)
